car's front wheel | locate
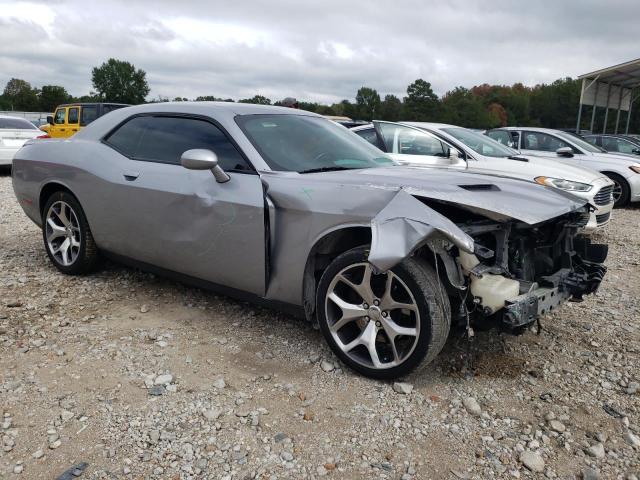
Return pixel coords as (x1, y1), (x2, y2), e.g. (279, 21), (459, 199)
(42, 191), (99, 275)
(316, 246), (451, 379)
(606, 173), (630, 207)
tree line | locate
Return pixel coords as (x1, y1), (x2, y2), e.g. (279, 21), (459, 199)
(1, 58), (637, 132)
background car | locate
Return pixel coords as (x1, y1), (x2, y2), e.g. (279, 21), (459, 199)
(11, 102), (607, 379)
(583, 134), (640, 156)
(352, 121), (614, 231)
(46, 102), (129, 138)
(0, 115), (47, 168)
(486, 127), (640, 207)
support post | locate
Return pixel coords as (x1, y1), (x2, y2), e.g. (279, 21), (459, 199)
(625, 89), (635, 134)
(602, 83), (612, 133)
(590, 82), (600, 132)
(576, 79), (585, 133)
(614, 87), (625, 134)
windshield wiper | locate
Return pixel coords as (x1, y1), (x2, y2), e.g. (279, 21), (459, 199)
(507, 155), (528, 162)
(299, 166), (356, 174)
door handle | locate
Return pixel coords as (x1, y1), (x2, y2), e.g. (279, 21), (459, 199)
(123, 171), (140, 181)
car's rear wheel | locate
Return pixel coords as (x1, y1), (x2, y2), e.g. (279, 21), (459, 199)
(316, 246), (450, 379)
(42, 191), (99, 274)
(605, 173), (630, 207)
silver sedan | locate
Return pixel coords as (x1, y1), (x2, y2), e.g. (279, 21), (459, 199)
(12, 103), (607, 379)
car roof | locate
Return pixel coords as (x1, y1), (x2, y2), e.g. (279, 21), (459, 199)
(100, 101), (320, 117)
(57, 102), (130, 107)
(491, 127), (560, 133)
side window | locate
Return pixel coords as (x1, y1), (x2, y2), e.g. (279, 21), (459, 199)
(103, 104), (126, 115)
(54, 108), (66, 124)
(522, 131), (569, 152)
(584, 136), (599, 147)
(80, 105), (98, 126)
(378, 123), (447, 157)
(105, 116), (251, 171)
(354, 128), (384, 150)
(486, 130), (513, 147)
(67, 107), (79, 124)
(603, 137), (635, 154)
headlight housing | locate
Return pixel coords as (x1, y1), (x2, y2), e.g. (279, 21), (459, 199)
(629, 165), (640, 174)
(534, 176), (593, 192)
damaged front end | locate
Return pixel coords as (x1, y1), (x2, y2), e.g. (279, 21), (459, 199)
(368, 190), (607, 333)
(455, 213), (607, 331)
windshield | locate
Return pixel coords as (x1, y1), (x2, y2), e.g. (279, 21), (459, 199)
(555, 131), (605, 153)
(441, 127), (516, 158)
(0, 118), (38, 130)
(237, 114), (394, 172)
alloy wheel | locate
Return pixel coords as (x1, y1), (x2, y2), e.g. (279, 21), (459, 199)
(324, 262), (420, 369)
(45, 201), (81, 266)
(612, 181), (623, 203)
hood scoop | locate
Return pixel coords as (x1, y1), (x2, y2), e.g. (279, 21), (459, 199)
(458, 184), (500, 192)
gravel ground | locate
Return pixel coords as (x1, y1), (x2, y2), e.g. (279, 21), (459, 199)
(1, 171), (639, 480)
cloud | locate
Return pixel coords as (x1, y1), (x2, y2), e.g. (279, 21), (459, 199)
(0, 0), (638, 104)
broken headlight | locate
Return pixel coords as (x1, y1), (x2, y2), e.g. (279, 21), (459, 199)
(534, 176), (593, 192)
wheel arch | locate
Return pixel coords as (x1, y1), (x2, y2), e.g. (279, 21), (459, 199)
(39, 182), (78, 218)
(302, 225), (372, 323)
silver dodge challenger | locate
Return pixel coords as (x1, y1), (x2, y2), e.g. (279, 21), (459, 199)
(11, 103), (608, 379)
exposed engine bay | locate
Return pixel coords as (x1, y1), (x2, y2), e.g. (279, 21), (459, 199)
(438, 209), (608, 332)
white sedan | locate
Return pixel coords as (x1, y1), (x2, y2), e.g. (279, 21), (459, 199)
(0, 115), (47, 167)
(352, 121), (615, 232)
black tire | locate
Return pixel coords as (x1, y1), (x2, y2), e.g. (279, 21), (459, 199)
(41, 191), (100, 275)
(605, 173), (630, 207)
(316, 246), (451, 380)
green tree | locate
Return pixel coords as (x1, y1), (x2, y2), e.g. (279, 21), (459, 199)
(355, 87), (381, 120)
(195, 95), (218, 101)
(238, 95), (271, 105)
(2, 78), (39, 110)
(441, 87), (491, 127)
(91, 58), (150, 104)
(39, 85), (71, 111)
(403, 79), (440, 121)
(379, 94), (403, 121)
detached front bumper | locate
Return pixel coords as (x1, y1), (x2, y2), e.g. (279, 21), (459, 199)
(502, 239), (608, 329)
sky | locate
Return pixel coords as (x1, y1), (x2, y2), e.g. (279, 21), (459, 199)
(1, 0), (639, 104)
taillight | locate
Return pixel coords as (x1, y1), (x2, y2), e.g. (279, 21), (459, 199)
(36, 134), (50, 139)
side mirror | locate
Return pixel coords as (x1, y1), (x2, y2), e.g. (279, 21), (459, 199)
(180, 149), (230, 183)
(556, 146), (574, 157)
(632, 148), (640, 155)
(47, 115), (53, 125)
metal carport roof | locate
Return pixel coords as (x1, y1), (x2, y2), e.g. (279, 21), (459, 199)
(576, 58), (640, 134)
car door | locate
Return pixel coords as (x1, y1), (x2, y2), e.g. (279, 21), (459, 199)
(66, 106), (80, 137)
(99, 114), (266, 296)
(48, 107), (68, 138)
(372, 121), (465, 167)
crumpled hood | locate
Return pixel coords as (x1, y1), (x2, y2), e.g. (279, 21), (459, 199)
(313, 166), (588, 224)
